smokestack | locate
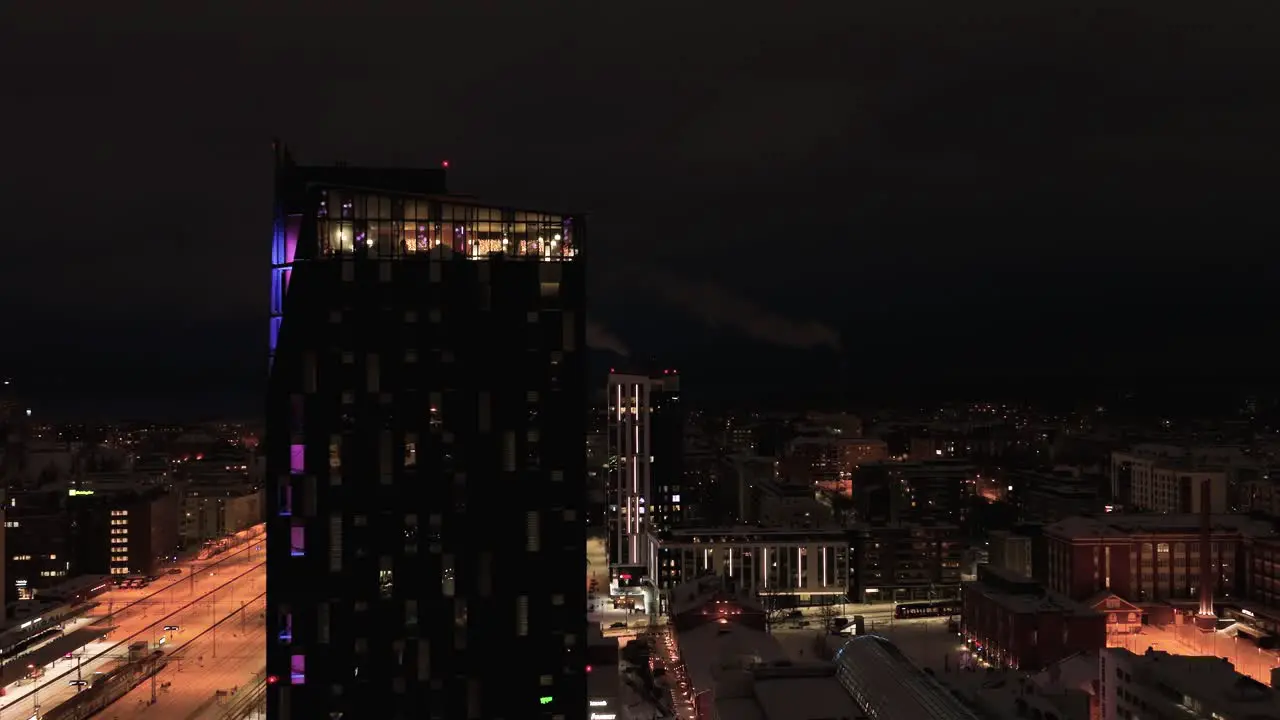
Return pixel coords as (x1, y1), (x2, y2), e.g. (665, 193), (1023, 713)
(1195, 479), (1216, 628)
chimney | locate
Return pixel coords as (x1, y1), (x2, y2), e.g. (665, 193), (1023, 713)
(1195, 479), (1217, 628)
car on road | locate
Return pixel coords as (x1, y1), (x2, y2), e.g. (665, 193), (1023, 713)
(167, 568), (183, 575)
(610, 622), (628, 629)
(68, 680), (87, 687)
(163, 625), (180, 632)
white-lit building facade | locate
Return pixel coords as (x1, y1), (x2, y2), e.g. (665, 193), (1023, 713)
(606, 370), (682, 568)
(649, 526), (849, 605)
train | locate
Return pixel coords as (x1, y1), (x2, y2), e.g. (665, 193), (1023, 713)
(43, 576), (112, 606)
(893, 600), (962, 619)
(42, 649), (167, 720)
(0, 599), (102, 662)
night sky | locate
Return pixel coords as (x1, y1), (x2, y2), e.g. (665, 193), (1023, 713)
(3, 1), (1276, 418)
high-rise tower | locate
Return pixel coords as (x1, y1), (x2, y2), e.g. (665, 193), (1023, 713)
(605, 369), (683, 571)
(266, 144), (587, 720)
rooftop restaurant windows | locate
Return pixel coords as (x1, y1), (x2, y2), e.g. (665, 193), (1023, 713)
(315, 192), (576, 261)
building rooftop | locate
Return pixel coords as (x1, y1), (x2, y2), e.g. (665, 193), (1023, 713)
(657, 525), (848, 542)
(790, 436), (884, 447)
(972, 566), (1100, 616)
(834, 635), (982, 720)
(939, 666), (1093, 720)
(850, 520), (963, 533)
(715, 664), (864, 720)
(668, 577), (765, 619)
(1026, 483), (1097, 499)
(676, 620), (788, 695)
(1112, 647), (1280, 718)
(975, 584), (1096, 618)
(1046, 514), (1276, 540)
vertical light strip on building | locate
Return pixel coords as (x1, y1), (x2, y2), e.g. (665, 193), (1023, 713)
(821, 547), (828, 587)
(728, 547), (734, 577)
(796, 547), (803, 589)
(703, 548), (709, 571)
(762, 547), (768, 589)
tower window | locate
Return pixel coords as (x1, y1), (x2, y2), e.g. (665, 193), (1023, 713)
(379, 557), (394, 599)
(290, 526), (306, 556)
(279, 481), (293, 517)
(278, 609), (293, 644)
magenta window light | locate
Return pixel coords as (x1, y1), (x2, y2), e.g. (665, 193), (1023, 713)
(290, 444), (305, 474)
(290, 526), (305, 556)
(284, 215), (301, 265)
(290, 654), (305, 684)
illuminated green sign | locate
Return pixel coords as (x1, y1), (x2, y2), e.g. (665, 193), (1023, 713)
(539, 696), (553, 705)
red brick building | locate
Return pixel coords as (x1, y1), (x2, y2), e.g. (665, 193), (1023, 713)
(961, 565), (1106, 671)
(1043, 514), (1270, 603)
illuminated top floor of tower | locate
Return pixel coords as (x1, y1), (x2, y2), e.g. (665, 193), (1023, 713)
(276, 152), (581, 263)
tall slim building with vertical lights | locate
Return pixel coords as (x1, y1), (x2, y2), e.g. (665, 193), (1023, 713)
(605, 369), (683, 573)
(265, 143), (587, 720)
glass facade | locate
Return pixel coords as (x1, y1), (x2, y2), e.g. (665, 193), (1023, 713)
(834, 635), (981, 720)
(315, 190), (577, 261)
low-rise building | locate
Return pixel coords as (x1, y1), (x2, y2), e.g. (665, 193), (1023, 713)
(755, 479), (829, 527)
(1044, 514), (1272, 603)
(937, 665), (1094, 720)
(1110, 446), (1230, 514)
(5, 489), (71, 602)
(69, 486), (180, 577)
(961, 565), (1106, 672)
(1011, 467), (1107, 522)
(850, 522), (964, 602)
(988, 530), (1033, 579)
(1100, 646), (1280, 719)
(649, 526), (850, 606)
(677, 611), (865, 720)
(853, 459), (976, 525)
(179, 481), (263, 546)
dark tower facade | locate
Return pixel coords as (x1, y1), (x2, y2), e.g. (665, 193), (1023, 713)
(266, 144), (587, 720)
(648, 372), (685, 530)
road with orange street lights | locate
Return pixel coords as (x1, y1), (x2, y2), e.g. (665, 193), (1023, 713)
(653, 625), (694, 720)
(0, 528), (265, 720)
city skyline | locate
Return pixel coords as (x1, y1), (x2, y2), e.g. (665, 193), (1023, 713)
(2, 2), (1279, 718)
